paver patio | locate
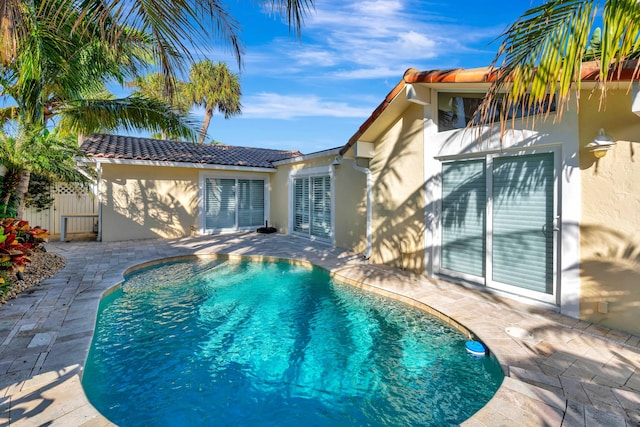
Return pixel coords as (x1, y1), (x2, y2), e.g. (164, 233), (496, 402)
(1, 232), (639, 426)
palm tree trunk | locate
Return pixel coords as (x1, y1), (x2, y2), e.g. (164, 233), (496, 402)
(15, 170), (30, 220)
(198, 108), (213, 144)
(0, 170), (22, 214)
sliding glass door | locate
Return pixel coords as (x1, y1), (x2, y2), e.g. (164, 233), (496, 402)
(204, 177), (265, 231)
(440, 152), (557, 300)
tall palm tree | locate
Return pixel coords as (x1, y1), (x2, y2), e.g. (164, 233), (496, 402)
(188, 60), (241, 144)
(129, 73), (192, 115)
(0, 0), (313, 217)
(128, 72), (193, 139)
(476, 0), (640, 126)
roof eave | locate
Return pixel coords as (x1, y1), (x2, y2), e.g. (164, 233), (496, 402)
(90, 157), (279, 173)
(339, 60), (640, 156)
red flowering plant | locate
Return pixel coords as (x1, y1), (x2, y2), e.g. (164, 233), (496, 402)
(0, 218), (48, 284)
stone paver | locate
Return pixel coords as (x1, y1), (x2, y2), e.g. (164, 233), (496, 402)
(0, 232), (639, 426)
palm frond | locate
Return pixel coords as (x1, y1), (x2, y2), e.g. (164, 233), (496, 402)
(58, 97), (197, 141)
(0, 106), (18, 124)
(476, 0), (640, 130)
(600, 0), (640, 82)
(475, 0), (596, 128)
(263, 0), (315, 37)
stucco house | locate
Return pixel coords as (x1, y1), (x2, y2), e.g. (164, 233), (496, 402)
(333, 61), (640, 336)
(80, 134), (301, 242)
(81, 60), (640, 336)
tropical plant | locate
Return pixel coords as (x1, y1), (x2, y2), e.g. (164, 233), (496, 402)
(188, 60), (242, 144)
(0, 0), (198, 218)
(0, 218), (48, 284)
(130, 60), (242, 144)
(0, 129), (92, 218)
(128, 73), (193, 140)
(476, 0), (640, 127)
(24, 174), (54, 212)
(0, 0), (314, 96)
(0, 0), (313, 218)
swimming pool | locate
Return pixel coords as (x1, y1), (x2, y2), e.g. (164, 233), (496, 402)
(82, 258), (503, 426)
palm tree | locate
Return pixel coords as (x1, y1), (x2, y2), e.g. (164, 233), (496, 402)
(188, 60), (242, 144)
(0, 1), (196, 217)
(0, 0), (313, 217)
(0, 0), (314, 95)
(0, 128), (89, 218)
(128, 73), (193, 139)
(476, 0), (640, 126)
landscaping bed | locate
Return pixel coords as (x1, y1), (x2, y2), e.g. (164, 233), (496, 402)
(0, 250), (66, 305)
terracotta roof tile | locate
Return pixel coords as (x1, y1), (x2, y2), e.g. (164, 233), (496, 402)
(340, 60), (640, 156)
(81, 134), (301, 168)
(403, 60), (640, 85)
(403, 67), (500, 84)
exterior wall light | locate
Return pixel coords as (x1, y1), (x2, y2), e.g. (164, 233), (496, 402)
(586, 128), (616, 158)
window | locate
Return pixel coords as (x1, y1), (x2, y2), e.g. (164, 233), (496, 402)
(204, 177), (265, 231)
(437, 92), (557, 132)
(292, 174), (332, 240)
(205, 178), (236, 229)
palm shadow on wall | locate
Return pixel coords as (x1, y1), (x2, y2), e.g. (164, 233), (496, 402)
(105, 178), (199, 239)
(577, 223), (640, 332)
(368, 123), (424, 271)
(371, 126), (555, 290)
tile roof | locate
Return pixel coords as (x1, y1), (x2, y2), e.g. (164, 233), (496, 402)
(340, 60), (640, 155)
(81, 134), (302, 169)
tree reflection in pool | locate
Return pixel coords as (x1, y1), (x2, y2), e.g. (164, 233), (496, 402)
(83, 259), (503, 426)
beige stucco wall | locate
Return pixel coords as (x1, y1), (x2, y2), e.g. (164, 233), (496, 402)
(367, 103), (425, 272)
(100, 164), (200, 242)
(578, 89), (640, 334)
(333, 155), (367, 254)
(269, 156), (331, 233)
(271, 154), (367, 254)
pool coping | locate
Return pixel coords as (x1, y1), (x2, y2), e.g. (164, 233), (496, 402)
(1, 232), (639, 426)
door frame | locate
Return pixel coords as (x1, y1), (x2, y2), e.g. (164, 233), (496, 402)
(198, 172), (270, 234)
(288, 166), (335, 244)
(435, 146), (561, 305)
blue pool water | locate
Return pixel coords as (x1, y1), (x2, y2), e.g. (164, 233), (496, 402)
(83, 259), (503, 426)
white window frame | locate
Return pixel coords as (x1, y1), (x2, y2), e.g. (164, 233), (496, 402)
(199, 172), (269, 234)
(288, 166), (335, 244)
(435, 146), (561, 305)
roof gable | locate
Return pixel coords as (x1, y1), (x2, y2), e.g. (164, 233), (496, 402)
(340, 60), (640, 155)
(81, 134), (302, 169)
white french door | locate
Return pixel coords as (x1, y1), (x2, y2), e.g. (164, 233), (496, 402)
(292, 174), (332, 241)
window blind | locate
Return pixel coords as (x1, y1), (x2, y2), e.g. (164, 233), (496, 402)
(492, 154), (554, 294)
(205, 178), (264, 230)
(441, 160), (486, 277)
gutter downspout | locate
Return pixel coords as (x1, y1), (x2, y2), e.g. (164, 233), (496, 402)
(351, 159), (372, 259)
(633, 81), (640, 117)
(96, 161), (102, 242)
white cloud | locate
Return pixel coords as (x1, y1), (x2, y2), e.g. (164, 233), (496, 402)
(330, 66), (401, 79)
(290, 49), (339, 67)
(242, 0), (488, 81)
(241, 93), (373, 119)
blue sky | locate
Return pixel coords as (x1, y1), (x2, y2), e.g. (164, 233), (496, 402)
(161, 1), (534, 153)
